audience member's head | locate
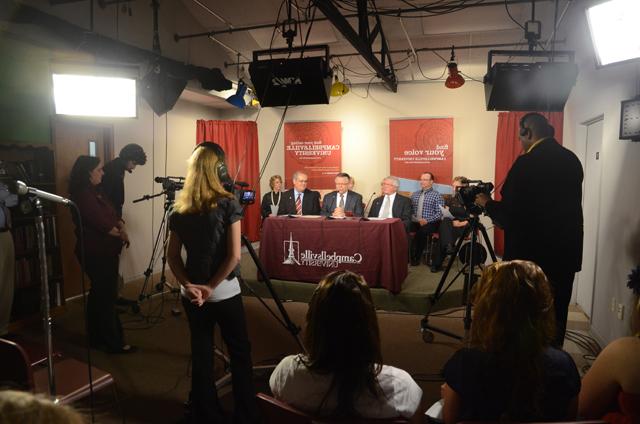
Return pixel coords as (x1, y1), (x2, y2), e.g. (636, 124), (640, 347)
(269, 175), (283, 192)
(334, 173), (350, 195)
(0, 390), (85, 424)
(380, 176), (399, 196)
(472, 259), (555, 353)
(119, 143), (147, 171)
(292, 171), (309, 193)
(471, 260), (555, 419)
(304, 271), (382, 416)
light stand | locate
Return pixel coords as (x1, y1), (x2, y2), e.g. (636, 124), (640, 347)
(420, 215), (497, 343)
(133, 188), (181, 316)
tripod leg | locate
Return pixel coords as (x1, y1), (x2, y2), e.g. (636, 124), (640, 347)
(241, 234), (305, 353)
(478, 223), (498, 262)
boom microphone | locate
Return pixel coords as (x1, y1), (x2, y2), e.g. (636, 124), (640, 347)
(12, 180), (71, 205)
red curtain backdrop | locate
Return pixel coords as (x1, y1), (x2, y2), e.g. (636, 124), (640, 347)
(196, 120), (261, 242)
(493, 111), (564, 256)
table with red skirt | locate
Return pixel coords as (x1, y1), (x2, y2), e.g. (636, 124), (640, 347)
(258, 216), (408, 294)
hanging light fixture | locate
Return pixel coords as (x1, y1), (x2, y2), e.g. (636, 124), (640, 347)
(445, 46), (465, 89)
(226, 80), (247, 108)
(330, 67), (349, 97)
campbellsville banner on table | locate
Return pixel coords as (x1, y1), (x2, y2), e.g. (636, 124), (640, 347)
(284, 121), (341, 190)
(389, 118), (454, 186)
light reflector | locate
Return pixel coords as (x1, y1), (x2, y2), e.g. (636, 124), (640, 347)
(586, 0), (640, 66)
(53, 74), (137, 117)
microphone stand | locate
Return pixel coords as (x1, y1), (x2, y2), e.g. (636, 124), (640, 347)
(33, 196), (56, 396)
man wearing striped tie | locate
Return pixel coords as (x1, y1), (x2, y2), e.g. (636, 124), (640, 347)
(278, 171), (321, 216)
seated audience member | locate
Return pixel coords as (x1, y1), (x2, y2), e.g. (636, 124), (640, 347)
(442, 260), (580, 424)
(278, 171), (321, 216)
(270, 270), (425, 422)
(438, 176), (470, 255)
(320, 172), (364, 218)
(0, 390), (85, 423)
(410, 172), (445, 271)
(261, 174), (283, 218)
(368, 176), (412, 231)
(578, 268), (640, 423)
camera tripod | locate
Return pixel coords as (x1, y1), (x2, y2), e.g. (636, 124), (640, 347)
(420, 215), (497, 343)
(133, 188), (182, 316)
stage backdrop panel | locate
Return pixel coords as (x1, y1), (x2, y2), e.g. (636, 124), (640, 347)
(390, 118), (454, 185)
(284, 121), (341, 189)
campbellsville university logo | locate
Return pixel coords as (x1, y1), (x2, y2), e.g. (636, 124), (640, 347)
(283, 233), (363, 268)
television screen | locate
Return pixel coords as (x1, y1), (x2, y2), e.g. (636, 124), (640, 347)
(586, 0), (640, 66)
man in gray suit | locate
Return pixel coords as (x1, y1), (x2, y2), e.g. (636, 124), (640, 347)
(321, 172), (364, 218)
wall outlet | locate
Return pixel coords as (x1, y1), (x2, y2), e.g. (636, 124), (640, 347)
(610, 297), (617, 312)
(617, 304), (625, 320)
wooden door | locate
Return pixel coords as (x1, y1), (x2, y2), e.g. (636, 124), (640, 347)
(53, 119), (113, 299)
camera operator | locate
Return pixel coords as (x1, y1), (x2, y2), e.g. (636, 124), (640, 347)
(439, 176), (470, 255)
(474, 113), (583, 347)
(101, 143), (147, 219)
(167, 142), (259, 423)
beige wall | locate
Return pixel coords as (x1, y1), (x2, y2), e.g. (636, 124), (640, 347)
(562, 5), (640, 344)
(117, 99), (220, 282)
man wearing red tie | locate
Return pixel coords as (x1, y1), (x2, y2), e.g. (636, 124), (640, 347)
(277, 171), (321, 216)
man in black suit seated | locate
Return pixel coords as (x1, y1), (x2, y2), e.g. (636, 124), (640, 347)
(368, 176), (412, 231)
(277, 171), (321, 216)
(321, 172), (364, 218)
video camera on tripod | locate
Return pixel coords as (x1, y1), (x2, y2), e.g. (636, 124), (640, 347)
(154, 176), (184, 192)
(456, 180), (494, 215)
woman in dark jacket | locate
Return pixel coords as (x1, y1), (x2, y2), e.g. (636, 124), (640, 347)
(69, 155), (134, 354)
(167, 142), (259, 423)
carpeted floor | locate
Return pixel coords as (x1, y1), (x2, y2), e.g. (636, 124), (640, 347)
(7, 248), (595, 423)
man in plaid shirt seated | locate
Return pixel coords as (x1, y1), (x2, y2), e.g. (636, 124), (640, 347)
(410, 172), (445, 272)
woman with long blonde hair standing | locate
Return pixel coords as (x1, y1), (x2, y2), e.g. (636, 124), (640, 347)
(167, 142), (258, 423)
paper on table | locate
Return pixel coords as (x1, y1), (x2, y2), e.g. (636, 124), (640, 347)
(439, 205), (455, 220)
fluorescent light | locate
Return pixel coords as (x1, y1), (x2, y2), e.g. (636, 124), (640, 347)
(53, 74), (137, 117)
(586, 0), (640, 66)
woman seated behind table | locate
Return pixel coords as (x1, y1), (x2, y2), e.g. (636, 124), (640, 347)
(260, 174), (283, 218)
(441, 260), (581, 424)
(578, 266), (640, 424)
(269, 270), (425, 422)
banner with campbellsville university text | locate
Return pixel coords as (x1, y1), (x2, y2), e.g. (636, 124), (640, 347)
(284, 121), (342, 189)
(389, 118), (454, 184)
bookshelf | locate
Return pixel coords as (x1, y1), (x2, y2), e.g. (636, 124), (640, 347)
(0, 144), (64, 324)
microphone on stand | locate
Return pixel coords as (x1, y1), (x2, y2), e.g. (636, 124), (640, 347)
(361, 192), (376, 220)
(12, 180), (72, 205)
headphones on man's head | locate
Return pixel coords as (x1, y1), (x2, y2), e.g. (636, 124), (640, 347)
(519, 118), (532, 138)
(195, 141), (230, 184)
(519, 113), (554, 139)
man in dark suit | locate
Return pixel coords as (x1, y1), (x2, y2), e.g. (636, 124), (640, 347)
(368, 176), (412, 231)
(321, 172), (364, 217)
(277, 171), (321, 216)
(475, 112), (583, 347)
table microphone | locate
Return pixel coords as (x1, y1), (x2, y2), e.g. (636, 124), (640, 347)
(361, 192), (376, 220)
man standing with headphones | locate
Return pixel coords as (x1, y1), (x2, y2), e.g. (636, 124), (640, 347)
(475, 113), (583, 347)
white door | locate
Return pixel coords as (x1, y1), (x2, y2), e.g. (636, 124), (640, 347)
(576, 118), (603, 319)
